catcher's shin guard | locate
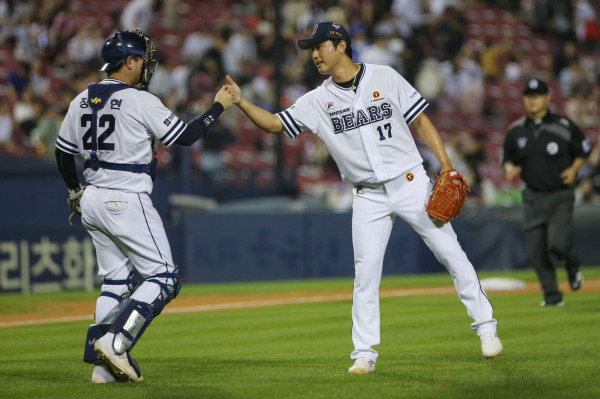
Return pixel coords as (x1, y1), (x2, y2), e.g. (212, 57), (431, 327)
(99, 298), (154, 355)
(84, 324), (105, 364)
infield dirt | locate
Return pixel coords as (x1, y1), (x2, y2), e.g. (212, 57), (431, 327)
(2, 279), (598, 328)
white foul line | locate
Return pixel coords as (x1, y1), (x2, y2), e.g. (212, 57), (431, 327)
(0, 286), (459, 328)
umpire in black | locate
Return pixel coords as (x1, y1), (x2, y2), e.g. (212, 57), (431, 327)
(502, 78), (591, 306)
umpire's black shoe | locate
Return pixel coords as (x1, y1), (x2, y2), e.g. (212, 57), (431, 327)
(568, 271), (584, 291)
(540, 299), (565, 307)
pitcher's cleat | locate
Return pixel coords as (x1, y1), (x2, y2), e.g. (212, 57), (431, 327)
(480, 332), (503, 358)
(348, 358), (375, 374)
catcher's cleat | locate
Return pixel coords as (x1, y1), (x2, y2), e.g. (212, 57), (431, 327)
(94, 340), (143, 382)
(480, 332), (503, 358)
(91, 363), (116, 384)
(348, 358), (375, 374)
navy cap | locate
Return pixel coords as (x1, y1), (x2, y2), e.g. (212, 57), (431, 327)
(298, 22), (351, 50)
(523, 78), (549, 95)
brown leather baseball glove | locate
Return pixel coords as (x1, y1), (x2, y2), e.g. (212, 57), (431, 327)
(425, 169), (469, 222)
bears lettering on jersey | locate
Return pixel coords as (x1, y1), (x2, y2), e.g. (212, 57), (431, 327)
(331, 102), (392, 134)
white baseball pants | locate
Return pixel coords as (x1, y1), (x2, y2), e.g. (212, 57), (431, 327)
(350, 164), (497, 362)
(80, 185), (176, 320)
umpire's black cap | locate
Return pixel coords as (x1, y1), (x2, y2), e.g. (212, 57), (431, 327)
(523, 78), (549, 95)
(298, 22), (351, 50)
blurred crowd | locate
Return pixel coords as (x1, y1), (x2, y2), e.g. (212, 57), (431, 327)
(1, 0), (599, 208)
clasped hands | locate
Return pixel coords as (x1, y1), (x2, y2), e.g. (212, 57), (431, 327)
(214, 75), (242, 110)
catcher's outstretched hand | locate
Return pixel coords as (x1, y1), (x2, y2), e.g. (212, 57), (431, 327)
(426, 169), (469, 222)
(215, 85), (234, 110)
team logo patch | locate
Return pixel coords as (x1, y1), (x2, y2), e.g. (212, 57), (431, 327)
(91, 97), (101, 104)
(312, 24), (318, 35)
(373, 91), (380, 98)
(406, 172), (414, 181)
(332, 23), (341, 29)
(546, 142), (558, 155)
(327, 102), (335, 110)
(163, 113), (175, 127)
(204, 115), (215, 126)
(517, 137), (528, 148)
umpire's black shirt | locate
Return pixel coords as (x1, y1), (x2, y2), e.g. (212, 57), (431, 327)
(503, 111), (590, 191)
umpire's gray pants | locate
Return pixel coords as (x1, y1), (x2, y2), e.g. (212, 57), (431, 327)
(522, 187), (580, 302)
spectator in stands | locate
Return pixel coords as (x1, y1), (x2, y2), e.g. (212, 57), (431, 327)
(12, 86), (37, 140)
(574, 0), (598, 48)
(565, 83), (600, 127)
(0, 99), (14, 148)
(358, 34), (403, 70)
(440, 44), (484, 114)
(66, 23), (104, 66)
(221, 25), (257, 77)
(503, 48), (533, 82)
(372, 11), (398, 38)
(48, 5), (79, 52)
(181, 24), (214, 70)
(433, 5), (467, 61)
(31, 102), (62, 158)
(120, 0), (161, 32)
(347, 20), (369, 62)
(415, 45), (443, 107)
(390, 0), (422, 38)
(428, 0), (462, 20)
(463, 131), (489, 201)
(5, 61), (30, 99)
(481, 36), (510, 81)
(29, 57), (50, 98)
(443, 129), (470, 178)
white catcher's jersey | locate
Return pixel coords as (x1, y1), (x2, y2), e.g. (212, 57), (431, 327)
(278, 64), (427, 185)
(56, 79), (187, 194)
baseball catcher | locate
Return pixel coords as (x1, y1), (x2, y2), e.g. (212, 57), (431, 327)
(55, 28), (234, 384)
(426, 169), (469, 222)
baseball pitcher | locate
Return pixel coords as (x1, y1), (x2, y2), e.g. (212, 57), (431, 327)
(225, 22), (503, 374)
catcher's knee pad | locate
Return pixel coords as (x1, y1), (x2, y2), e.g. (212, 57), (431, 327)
(99, 298), (154, 355)
(95, 276), (138, 322)
(146, 268), (182, 316)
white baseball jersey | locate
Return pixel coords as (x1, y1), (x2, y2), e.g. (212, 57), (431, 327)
(277, 64), (427, 185)
(56, 78), (187, 194)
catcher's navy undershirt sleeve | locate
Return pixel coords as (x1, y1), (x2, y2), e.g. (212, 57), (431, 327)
(175, 102), (225, 146)
(55, 148), (81, 190)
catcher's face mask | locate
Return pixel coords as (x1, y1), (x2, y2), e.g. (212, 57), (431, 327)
(136, 28), (158, 91)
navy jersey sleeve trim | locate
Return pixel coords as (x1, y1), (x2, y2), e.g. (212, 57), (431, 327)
(277, 110), (301, 139)
(161, 119), (188, 147)
(55, 136), (79, 154)
(404, 97), (428, 125)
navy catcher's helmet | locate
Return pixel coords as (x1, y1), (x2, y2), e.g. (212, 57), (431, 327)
(100, 30), (147, 72)
(100, 29), (158, 90)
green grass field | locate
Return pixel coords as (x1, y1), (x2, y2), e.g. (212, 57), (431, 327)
(1, 267), (599, 399)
